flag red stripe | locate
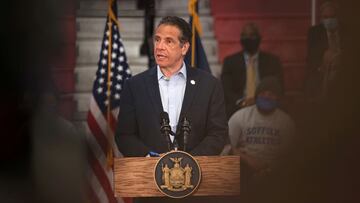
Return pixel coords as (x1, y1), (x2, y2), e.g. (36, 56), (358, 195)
(88, 148), (118, 203)
(87, 112), (109, 155)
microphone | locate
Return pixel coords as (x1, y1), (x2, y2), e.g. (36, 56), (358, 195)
(180, 116), (191, 151)
(160, 112), (172, 151)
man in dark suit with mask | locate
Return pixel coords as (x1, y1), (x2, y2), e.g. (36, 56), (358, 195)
(221, 23), (284, 119)
(305, 1), (341, 99)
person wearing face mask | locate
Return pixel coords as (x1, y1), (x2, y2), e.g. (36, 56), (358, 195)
(221, 23), (284, 119)
(228, 77), (295, 194)
(305, 1), (341, 100)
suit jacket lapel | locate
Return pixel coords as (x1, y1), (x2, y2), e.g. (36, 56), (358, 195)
(179, 66), (199, 120)
(146, 68), (163, 116)
(258, 52), (265, 78)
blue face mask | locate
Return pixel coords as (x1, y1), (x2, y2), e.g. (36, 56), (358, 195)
(256, 96), (278, 112)
(322, 18), (338, 30)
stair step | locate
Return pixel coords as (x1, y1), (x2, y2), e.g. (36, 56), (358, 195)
(76, 16), (215, 39)
(78, 0), (137, 13)
(74, 64), (148, 92)
(77, 56), (149, 66)
(77, 0), (210, 17)
(73, 92), (92, 112)
(76, 39), (142, 63)
(76, 38), (218, 63)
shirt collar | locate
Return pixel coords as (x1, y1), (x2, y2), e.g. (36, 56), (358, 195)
(244, 52), (259, 61)
(157, 62), (187, 81)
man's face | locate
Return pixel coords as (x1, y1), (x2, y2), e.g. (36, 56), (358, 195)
(154, 24), (189, 70)
(320, 6), (338, 31)
(257, 91), (278, 102)
(241, 25), (258, 40)
(321, 6), (336, 20)
(240, 25), (261, 54)
(255, 90), (279, 114)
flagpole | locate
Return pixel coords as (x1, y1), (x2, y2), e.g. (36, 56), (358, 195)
(190, 0), (197, 67)
(106, 0), (114, 169)
(311, 0), (316, 26)
(191, 18), (195, 67)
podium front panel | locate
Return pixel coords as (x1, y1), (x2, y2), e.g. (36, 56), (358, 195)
(114, 156), (240, 197)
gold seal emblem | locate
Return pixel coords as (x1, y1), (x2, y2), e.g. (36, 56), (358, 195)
(154, 151), (201, 198)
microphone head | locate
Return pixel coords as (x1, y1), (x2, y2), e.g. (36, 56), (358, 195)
(181, 116), (190, 126)
(160, 111), (169, 123)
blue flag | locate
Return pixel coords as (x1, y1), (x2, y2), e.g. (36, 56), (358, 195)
(185, 0), (211, 73)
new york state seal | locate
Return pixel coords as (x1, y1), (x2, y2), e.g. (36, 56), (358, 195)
(154, 151), (201, 198)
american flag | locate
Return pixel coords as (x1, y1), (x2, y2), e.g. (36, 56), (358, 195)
(85, 0), (131, 202)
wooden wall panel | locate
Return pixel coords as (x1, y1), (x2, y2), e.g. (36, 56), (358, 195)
(218, 37), (307, 63)
(211, 0), (311, 14)
(214, 14), (310, 43)
(211, 0), (311, 92)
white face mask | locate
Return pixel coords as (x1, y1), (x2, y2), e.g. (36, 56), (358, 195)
(322, 18), (338, 30)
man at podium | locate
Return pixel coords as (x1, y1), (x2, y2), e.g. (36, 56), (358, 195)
(115, 16), (228, 202)
(115, 15), (227, 158)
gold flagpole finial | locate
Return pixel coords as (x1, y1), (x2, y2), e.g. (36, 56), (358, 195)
(188, 0), (203, 36)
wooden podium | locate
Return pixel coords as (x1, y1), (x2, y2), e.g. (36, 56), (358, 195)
(114, 155), (240, 197)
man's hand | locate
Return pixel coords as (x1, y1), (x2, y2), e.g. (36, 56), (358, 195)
(238, 97), (255, 108)
(321, 49), (339, 71)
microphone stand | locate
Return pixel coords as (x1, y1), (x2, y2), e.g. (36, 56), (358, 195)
(160, 112), (175, 151)
(160, 122), (172, 151)
(181, 117), (191, 152)
(172, 131), (178, 151)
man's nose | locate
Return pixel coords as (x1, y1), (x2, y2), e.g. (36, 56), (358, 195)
(156, 40), (165, 50)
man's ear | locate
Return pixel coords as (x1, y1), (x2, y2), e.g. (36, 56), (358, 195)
(181, 42), (190, 56)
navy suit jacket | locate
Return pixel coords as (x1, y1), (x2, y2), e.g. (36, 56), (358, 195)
(115, 65), (227, 157)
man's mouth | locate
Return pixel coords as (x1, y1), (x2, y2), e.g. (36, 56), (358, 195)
(156, 54), (167, 60)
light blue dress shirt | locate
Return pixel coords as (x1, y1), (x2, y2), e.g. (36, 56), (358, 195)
(157, 63), (187, 142)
